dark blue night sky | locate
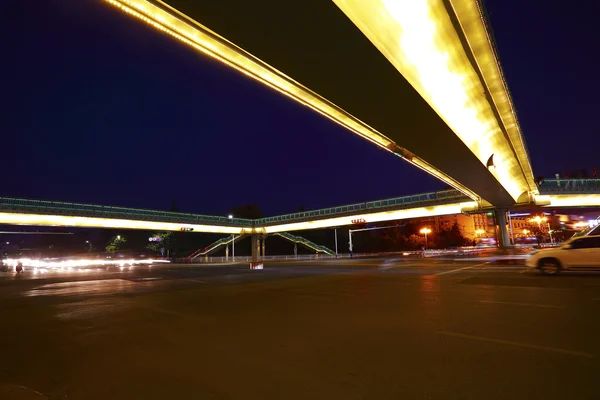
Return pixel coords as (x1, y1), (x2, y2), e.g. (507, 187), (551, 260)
(3, 0), (599, 216)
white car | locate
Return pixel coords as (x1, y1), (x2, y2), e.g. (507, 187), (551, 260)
(526, 236), (600, 275)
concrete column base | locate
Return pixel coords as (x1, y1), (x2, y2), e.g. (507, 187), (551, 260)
(250, 262), (263, 270)
(495, 208), (511, 249)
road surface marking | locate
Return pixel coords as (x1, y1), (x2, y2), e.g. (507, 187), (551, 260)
(435, 262), (488, 276)
(501, 286), (572, 291)
(437, 331), (593, 359)
(479, 300), (565, 309)
(185, 279), (207, 284)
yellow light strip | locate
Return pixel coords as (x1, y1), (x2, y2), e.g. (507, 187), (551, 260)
(333, 0), (533, 202)
(264, 201), (477, 233)
(102, 0), (479, 202)
(448, 0), (537, 192)
(409, 157), (480, 201)
(103, 0), (391, 150)
(538, 195), (600, 208)
(0, 212), (247, 234)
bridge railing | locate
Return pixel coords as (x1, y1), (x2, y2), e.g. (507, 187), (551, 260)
(0, 197), (254, 227)
(256, 189), (469, 226)
(274, 232), (335, 255)
(0, 189), (470, 229)
(538, 179), (600, 194)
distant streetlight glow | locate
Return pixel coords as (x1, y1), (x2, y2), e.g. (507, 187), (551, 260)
(228, 215), (233, 219)
(528, 216), (553, 243)
(420, 227), (432, 250)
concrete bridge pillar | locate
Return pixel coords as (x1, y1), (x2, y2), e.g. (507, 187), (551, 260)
(495, 209), (511, 248)
(250, 234), (264, 269)
(251, 234), (259, 262)
(261, 236), (266, 257)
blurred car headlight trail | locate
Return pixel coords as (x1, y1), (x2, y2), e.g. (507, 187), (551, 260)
(1, 258), (169, 271)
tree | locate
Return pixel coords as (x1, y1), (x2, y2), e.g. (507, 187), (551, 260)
(446, 222), (468, 247)
(147, 232), (175, 254)
(106, 235), (126, 253)
(407, 234), (425, 250)
(228, 204), (264, 219)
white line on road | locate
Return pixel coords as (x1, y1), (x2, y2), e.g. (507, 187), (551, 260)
(500, 286), (572, 291)
(519, 269), (532, 274)
(435, 262), (488, 276)
(185, 279), (207, 284)
(437, 331), (594, 359)
(479, 300), (565, 309)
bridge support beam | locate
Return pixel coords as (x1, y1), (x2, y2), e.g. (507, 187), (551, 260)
(261, 237), (266, 257)
(250, 234), (263, 269)
(251, 234), (259, 262)
(495, 209), (511, 249)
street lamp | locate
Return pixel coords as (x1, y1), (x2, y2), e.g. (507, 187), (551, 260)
(228, 214), (234, 260)
(529, 216), (552, 243)
(420, 227), (431, 250)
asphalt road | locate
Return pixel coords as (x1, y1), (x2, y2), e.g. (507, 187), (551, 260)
(1, 258), (599, 399)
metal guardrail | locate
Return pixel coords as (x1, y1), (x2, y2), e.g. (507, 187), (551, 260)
(256, 189), (469, 226)
(274, 232), (335, 255)
(188, 235), (244, 259)
(538, 179), (600, 194)
(0, 197), (254, 227)
(187, 248), (495, 263)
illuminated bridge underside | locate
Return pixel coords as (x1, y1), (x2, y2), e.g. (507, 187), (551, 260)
(103, 0), (536, 206)
(540, 195), (600, 208)
(0, 197), (252, 234)
(0, 191), (474, 233)
(0, 212), (246, 235)
(1, 189), (598, 234)
(0, 202), (475, 234)
(263, 201), (476, 233)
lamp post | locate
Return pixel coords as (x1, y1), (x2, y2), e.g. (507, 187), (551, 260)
(420, 227), (431, 250)
(334, 228), (338, 257)
(530, 215), (552, 243)
(228, 214), (234, 260)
